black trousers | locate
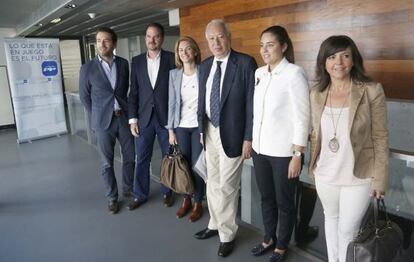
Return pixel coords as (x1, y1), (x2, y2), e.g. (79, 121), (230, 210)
(252, 151), (298, 249)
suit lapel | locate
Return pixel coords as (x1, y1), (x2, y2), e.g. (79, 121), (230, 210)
(220, 51), (237, 110)
(114, 55), (120, 90)
(94, 57), (114, 91)
(153, 50), (165, 89)
(348, 81), (365, 132)
(201, 58), (213, 90)
(313, 88), (329, 135)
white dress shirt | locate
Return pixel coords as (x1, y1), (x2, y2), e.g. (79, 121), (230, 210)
(147, 51), (161, 89)
(252, 57), (310, 157)
(205, 52), (230, 119)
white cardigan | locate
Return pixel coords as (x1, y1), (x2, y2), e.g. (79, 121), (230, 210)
(252, 58), (310, 157)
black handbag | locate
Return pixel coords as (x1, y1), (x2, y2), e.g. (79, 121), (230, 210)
(346, 198), (403, 262)
(160, 145), (194, 194)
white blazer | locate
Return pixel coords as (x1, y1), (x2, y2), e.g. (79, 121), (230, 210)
(252, 57), (310, 157)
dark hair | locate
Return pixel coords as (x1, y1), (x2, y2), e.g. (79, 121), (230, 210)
(145, 22), (165, 37)
(260, 25), (294, 63)
(174, 36), (201, 68)
(96, 27), (117, 43)
(315, 35), (371, 91)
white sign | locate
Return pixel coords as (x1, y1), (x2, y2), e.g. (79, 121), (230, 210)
(4, 38), (67, 143)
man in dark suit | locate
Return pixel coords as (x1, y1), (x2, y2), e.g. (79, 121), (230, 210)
(79, 27), (135, 214)
(194, 19), (257, 257)
(127, 23), (176, 210)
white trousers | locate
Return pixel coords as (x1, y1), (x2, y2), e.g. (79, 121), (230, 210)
(205, 122), (244, 242)
(315, 178), (371, 262)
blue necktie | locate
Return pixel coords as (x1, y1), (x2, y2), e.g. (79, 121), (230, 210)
(210, 61), (222, 127)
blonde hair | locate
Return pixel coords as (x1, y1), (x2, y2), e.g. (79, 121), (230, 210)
(174, 36), (201, 68)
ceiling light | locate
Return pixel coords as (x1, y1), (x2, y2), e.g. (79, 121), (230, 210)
(88, 13), (96, 19)
(65, 4), (77, 9)
(36, 23), (43, 27)
(50, 18), (62, 24)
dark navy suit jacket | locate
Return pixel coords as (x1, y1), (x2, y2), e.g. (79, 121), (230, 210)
(128, 50), (175, 128)
(198, 50), (257, 158)
(79, 56), (130, 131)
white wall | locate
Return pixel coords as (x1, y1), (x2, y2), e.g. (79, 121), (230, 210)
(0, 28), (16, 126)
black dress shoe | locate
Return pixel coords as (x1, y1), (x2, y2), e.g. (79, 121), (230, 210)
(108, 200), (119, 214)
(251, 242), (274, 256)
(163, 194), (174, 207)
(194, 228), (218, 239)
(127, 198), (146, 210)
(269, 251), (287, 262)
(218, 240), (235, 257)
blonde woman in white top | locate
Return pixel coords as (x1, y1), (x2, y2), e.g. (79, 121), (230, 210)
(167, 36), (204, 222)
(250, 26), (310, 262)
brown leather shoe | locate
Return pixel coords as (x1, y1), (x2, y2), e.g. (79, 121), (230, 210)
(189, 202), (203, 222)
(176, 196), (192, 218)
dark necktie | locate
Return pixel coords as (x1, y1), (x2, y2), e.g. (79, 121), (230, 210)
(210, 61), (222, 127)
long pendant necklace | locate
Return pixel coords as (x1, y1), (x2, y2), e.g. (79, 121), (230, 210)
(328, 86), (349, 153)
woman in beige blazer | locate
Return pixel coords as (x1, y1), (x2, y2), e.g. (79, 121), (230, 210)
(309, 35), (389, 262)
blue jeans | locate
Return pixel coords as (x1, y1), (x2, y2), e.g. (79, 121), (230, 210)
(133, 113), (171, 201)
(175, 127), (205, 202)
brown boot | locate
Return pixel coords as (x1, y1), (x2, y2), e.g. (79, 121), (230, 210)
(189, 202), (203, 222)
(176, 196), (192, 218)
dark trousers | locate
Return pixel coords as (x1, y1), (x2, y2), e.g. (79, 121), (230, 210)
(252, 151), (298, 249)
(175, 127), (205, 202)
(295, 182), (317, 240)
(95, 114), (135, 201)
(133, 113), (171, 201)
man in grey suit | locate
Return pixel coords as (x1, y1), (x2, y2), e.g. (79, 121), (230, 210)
(194, 19), (257, 257)
(79, 27), (135, 214)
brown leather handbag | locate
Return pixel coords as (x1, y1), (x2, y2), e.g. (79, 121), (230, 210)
(160, 145), (194, 194)
(346, 198), (403, 262)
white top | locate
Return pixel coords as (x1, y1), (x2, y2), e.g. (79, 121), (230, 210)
(179, 73), (199, 128)
(252, 58), (310, 157)
(314, 107), (370, 185)
(205, 52), (230, 119)
(147, 51), (161, 89)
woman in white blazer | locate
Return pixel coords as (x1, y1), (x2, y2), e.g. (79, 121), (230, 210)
(166, 36), (205, 222)
(250, 26), (310, 262)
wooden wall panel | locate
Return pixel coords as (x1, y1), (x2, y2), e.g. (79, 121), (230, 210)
(180, 0), (414, 100)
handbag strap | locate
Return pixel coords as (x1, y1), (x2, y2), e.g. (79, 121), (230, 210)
(372, 198), (391, 232)
(168, 144), (182, 156)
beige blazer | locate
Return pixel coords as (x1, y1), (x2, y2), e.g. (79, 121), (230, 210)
(309, 81), (389, 192)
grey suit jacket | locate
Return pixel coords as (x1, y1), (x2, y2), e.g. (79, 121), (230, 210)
(166, 67), (200, 129)
(79, 56), (130, 131)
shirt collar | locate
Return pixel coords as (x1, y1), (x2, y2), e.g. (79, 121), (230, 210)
(97, 55), (116, 63)
(147, 50), (161, 60)
(213, 50), (231, 64)
(267, 57), (289, 75)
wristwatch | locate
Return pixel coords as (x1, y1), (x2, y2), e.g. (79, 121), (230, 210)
(293, 150), (303, 157)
